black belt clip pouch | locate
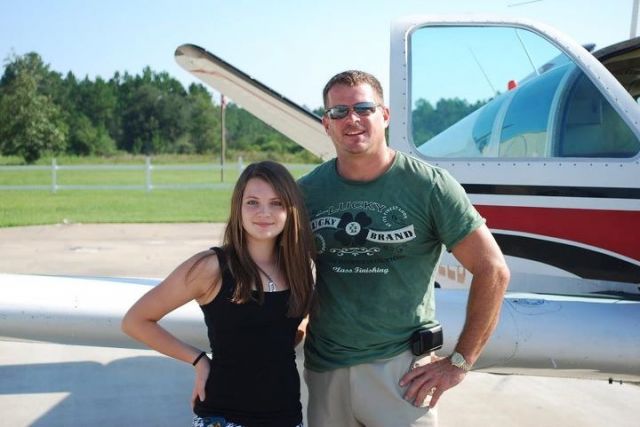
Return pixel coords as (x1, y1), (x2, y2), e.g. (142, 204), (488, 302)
(410, 325), (443, 356)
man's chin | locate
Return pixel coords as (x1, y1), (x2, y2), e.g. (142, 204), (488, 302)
(339, 142), (370, 155)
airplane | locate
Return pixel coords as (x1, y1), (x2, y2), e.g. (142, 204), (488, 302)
(1, 16), (639, 385)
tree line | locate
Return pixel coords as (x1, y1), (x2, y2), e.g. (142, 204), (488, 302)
(0, 51), (482, 164)
(411, 97), (486, 144)
(0, 52), (321, 163)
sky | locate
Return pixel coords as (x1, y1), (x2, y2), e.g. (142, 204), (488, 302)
(0, 0), (636, 109)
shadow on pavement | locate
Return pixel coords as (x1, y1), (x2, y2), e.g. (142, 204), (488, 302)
(0, 356), (193, 427)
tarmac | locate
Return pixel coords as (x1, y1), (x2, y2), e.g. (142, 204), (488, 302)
(0, 223), (638, 427)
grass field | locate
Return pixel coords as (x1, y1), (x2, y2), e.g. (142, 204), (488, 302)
(0, 156), (317, 227)
(0, 190), (235, 227)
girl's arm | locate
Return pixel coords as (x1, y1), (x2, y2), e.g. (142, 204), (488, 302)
(121, 250), (220, 364)
(295, 315), (308, 347)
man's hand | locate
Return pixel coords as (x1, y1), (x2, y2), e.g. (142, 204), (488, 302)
(399, 355), (467, 408)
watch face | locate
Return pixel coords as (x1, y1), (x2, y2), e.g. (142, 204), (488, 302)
(452, 352), (464, 366)
(451, 352), (469, 370)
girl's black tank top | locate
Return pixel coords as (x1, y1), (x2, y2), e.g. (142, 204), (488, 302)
(193, 247), (303, 427)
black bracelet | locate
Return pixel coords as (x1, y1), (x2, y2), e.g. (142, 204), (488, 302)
(192, 351), (207, 366)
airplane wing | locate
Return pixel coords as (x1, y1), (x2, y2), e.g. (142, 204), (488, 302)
(2, 272), (639, 382)
(174, 44), (335, 161)
(0, 273), (208, 350)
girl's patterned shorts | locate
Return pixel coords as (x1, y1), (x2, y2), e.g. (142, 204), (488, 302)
(192, 415), (303, 427)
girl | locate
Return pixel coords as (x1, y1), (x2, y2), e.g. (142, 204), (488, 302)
(122, 161), (315, 427)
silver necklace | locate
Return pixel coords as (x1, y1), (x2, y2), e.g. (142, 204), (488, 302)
(257, 267), (277, 292)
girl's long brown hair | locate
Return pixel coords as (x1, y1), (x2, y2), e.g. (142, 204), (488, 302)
(214, 161), (315, 317)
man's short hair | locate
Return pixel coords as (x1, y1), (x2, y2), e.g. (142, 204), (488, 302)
(322, 70), (384, 107)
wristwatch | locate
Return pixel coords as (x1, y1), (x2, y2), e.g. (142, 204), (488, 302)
(449, 351), (472, 372)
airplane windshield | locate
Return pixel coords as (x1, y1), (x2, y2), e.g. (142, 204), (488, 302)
(410, 25), (640, 159)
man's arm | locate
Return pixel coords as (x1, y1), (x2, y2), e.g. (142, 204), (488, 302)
(399, 224), (510, 407)
(450, 224), (511, 366)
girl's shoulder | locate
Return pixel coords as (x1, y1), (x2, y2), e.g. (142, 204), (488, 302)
(182, 248), (224, 305)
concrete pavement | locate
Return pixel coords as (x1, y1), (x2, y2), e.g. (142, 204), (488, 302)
(0, 223), (638, 426)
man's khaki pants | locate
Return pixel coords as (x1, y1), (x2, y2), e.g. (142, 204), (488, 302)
(304, 351), (437, 427)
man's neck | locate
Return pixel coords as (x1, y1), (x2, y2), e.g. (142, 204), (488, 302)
(336, 147), (396, 182)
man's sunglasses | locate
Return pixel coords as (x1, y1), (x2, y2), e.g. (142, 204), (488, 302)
(324, 102), (381, 120)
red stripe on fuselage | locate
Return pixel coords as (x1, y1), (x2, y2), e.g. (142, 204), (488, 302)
(476, 205), (640, 262)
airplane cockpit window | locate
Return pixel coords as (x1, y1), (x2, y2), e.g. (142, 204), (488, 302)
(410, 25), (640, 159)
(497, 64), (567, 157)
(557, 70), (639, 157)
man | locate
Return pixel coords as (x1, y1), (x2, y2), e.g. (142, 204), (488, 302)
(298, 70), (510, 427)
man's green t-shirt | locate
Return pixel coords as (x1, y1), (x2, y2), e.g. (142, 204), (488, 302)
(298, 152), (484, 372)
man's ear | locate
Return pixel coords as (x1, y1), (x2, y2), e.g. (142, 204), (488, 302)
(322, 115), (330, 133)
(382, 105), (391, 128)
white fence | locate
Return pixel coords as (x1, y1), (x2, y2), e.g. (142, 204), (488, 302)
(0, 157), (315, 192)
